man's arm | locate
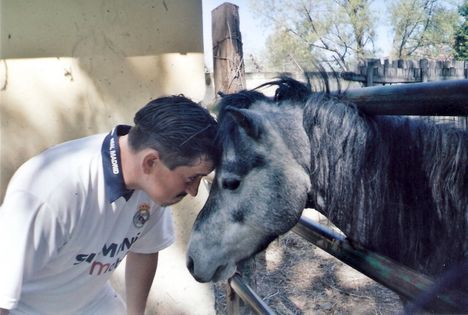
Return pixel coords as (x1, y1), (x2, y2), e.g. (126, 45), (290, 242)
(125, 251), (159, 315)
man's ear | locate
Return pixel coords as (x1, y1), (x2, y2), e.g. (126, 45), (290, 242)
(142, 150), (160, 174)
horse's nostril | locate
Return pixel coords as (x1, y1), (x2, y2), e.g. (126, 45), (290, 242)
(187, 256), (195, 274)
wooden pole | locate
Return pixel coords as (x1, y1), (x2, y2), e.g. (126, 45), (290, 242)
(211, 4), (254, 314)
(212, 3), (246, 96)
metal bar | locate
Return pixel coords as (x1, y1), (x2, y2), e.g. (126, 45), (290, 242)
(292, 215), (467, 312)
(338, 79), (468, 116)
(228, 273), (276, 315)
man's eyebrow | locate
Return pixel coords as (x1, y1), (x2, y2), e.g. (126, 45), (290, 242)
(189, 173), (207, 177)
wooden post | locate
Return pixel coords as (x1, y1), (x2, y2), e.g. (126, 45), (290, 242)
(211, 3), (254, 314)
(420, 58), (429, 82)
(365, 59), (379, 87)
(212, 3), (246, 96)
(465, 61), (468, 79)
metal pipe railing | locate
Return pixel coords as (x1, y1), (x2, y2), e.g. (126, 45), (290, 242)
(228, 215), (467, 314)
(339, 79), (468, 116)
(292, 215), (467, 312)
(228, 273), (276, 315)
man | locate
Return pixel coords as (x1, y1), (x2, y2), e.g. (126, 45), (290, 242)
(0, 95), (219, 315)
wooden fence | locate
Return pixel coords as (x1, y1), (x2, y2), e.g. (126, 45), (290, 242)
(342, 58), (468, 86)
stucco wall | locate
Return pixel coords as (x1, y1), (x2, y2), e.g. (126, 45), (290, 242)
(0, 0), (207, 198)
(0, 0), (215, 314)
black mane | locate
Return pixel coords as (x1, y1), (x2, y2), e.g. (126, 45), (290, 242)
(255, 76), (312, 103)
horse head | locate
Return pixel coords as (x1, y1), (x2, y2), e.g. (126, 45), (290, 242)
(187, 81), (312, 282)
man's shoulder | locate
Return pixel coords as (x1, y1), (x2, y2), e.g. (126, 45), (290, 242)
(6, 133), (107, 196)
(26, 133), (105, 170)
(46, 133), (106, 159)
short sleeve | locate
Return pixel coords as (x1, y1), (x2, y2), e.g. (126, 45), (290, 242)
(129, 206), (175, 254)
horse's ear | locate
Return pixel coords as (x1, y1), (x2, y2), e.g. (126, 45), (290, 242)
(225, 106), (264, 140)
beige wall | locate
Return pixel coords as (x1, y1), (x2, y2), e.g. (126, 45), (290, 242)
(0, 1), (215, 313)
(0, 0), (207, 198)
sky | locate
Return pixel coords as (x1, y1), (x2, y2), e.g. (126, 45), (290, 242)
(201, 0), (393, 71)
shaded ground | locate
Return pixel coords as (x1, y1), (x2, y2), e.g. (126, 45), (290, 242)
(214, 211), (404, 314)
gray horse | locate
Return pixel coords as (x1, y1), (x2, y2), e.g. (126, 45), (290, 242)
(187, 77), (468, 310)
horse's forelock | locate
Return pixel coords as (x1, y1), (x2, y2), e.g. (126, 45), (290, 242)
(216, 90), (269, 116)
(264, 76), (312, 103)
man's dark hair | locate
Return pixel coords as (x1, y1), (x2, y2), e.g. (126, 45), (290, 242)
(128, 95), (219, 169)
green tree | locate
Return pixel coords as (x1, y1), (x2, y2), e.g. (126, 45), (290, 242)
(251, 0), (376, 71)
(453, 0), (468, 59)
(389, 0), (459, 59)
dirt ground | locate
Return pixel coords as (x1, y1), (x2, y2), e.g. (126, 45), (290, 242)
(213, 210), (404, 315)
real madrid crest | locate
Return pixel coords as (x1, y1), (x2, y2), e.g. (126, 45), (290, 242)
(133, 203), (150, 228)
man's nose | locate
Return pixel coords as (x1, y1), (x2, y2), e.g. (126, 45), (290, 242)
(186, 178), (201, 197)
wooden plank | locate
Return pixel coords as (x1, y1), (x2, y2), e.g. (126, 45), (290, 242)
(341, 71), (421, 84)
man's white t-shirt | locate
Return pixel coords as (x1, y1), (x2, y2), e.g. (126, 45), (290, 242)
(0, 125), (175, 314)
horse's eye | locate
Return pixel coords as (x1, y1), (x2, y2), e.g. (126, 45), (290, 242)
(222, 178), (240, 190)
